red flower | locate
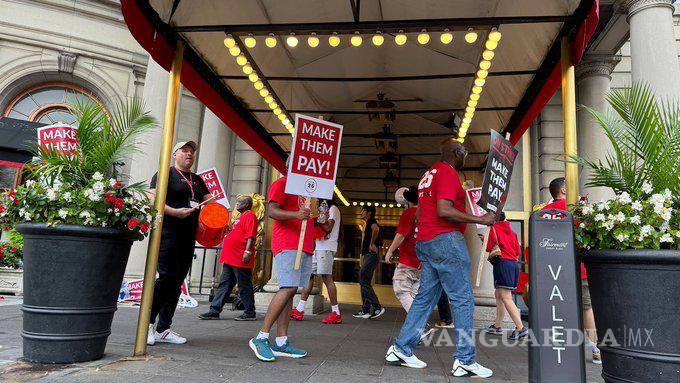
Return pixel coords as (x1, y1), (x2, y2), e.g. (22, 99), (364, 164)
(1, 225), (10, 231)
(105, 193), (114, 203)
(127, 218), (139, 230)
(12, 197), (18, 205)
(10, 247), (16, 253)
(7, 189), (15, 197)
(115, 181), (121, 188)
(140, 221), (150, 234)
(0, 205), (4, 213)
(114, 199), (124, 210)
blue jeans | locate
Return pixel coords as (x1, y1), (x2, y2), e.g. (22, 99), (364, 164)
(394, 231), (476, 364)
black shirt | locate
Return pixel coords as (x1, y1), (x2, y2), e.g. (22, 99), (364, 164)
(150, 167), (210, 232)
(361, 216), (381, 255)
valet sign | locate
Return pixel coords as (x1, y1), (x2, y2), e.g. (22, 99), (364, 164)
(37, 123), (78, 155)
(285, 114), (343, 199)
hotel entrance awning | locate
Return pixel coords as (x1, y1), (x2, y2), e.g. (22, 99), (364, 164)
(120, 0), (598, 204)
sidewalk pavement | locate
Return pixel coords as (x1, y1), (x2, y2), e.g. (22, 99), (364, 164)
(0, 296), (604, 382)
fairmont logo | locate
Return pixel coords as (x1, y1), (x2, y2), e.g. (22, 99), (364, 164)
(539, 238), (568, 251)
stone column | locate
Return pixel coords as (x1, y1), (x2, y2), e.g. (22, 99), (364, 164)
(619, 0), (680, 100)
(576, 54), (621, 203)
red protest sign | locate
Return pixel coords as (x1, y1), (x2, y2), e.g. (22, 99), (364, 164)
(286, 114), (343, 199)
(197, 167), (230, 208)
(465, 187), (487, 229)
(37, 123), (78, 155)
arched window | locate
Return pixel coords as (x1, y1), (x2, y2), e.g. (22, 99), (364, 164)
(3, 82), (99, 124)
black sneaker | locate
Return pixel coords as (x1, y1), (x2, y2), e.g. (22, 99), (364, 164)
(353, 310), (371, 319)
(370, 307), (386, 319)
(198, 311), (220, 320)
(509, 327), (528, 340)
(234, 313), (257, 321)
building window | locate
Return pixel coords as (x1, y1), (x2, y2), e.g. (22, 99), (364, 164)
(3, 82), (99, 124)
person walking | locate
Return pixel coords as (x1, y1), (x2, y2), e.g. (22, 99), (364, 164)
(484, 212), (527, 340)
(385, 138), (496, 378)
(147, 141), (211, 346)
(198, 195), (258, 321)
(248, 170), (314, 362)
(292, 199), (343, 324)
(353, 205), (384, 319)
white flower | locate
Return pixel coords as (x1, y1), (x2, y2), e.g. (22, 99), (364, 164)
(92, 181), (105, 193)
(661, 222), (670, 232)
(19, 208), (26, 217)
(79, 211), (91, 219)
(663, 189), (672, 201)
(603, 221), (615, 230)
(25, 180), (36, 187)
(631, 201), (643, 211)
(615, 212), (626, 223)
(618, 192), (632, 204)
(101, 222), (107, 227)
(108, 178), (117, 187)
(63, 192), (72, 202)
(649, 193), (665, 207)
(660, 233), (674, 243)
(93, 172), (103, 181)
(616, 233), (628, 242)
(630, 215), (641, 225)
(582, 205), (593, 215)
(640, 225), (653, 238)
(661, 208), (673, 222)
(58, 209), (68, 219)
(24, 212), (32, 221)
(46, 188), (57, 201)
(595, 213), (606, 222)
(642, 181), (653, 194)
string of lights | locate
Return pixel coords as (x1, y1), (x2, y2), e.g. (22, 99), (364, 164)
(351, 201), (403, 208)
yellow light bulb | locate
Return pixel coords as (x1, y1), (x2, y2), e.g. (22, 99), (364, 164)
(479, 60), (491, 70)
(282, 118), (290, 125)
(482, 50), (495, 61)
(459, 126), (468, 133)
(223, 36), (236, 48)
(440, 32), (453, 44)
(372, 33), (384, 46)
(489, 28), (502, 42)
(308, 34), (320, 48)
(417, 31), (430, 45)
(360, 202), (365, 206)
(273, 108), (282, 115)
(286, 35), (298, 47)
(244, 35), (256, 48)
(477, 69), (488, 79)
(470, 93), (480, 101)
(236, 55), (248, 66)
(464, 112), (474, 119)
(254, 81), (264, 90)
(465, 106), (475, 114)
(229, 46), (241, 56)
(278, 113), (286, 121)
(351, 34), (362, 47)
(465, 29), (478, 43)
(366, 202), (372, 206)
(382, 203), (387, 208)
(468, 100), (478, 107)
(395, 33), (407, 46)
(463, 117), (472, 124)
(265, 34), (277, 48)
(328, 33), (340, 47)
(472, 86), (483, 94)
(285, 123), (293, 130)
(474, 78), (486, 87)
(457, 138), (465, 143)
(461, 122), (470, 129)
(459, 131), (467, 138)
(248, 73), (259, 82)
(259, 88), (269, 97)
(485, 40), (498, 50)
(268, 102), (278, 109)
(264, 95), (274, 104)
(242, 65), (253, 75)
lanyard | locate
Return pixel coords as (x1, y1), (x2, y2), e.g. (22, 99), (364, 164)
(174, 166), (195, 201)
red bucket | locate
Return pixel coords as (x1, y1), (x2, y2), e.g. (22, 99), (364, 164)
(195, 203), (230, 247)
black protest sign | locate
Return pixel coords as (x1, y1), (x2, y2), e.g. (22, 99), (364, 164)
(477, 130), (518, 213)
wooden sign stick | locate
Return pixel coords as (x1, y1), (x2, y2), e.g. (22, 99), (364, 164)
(475, 227), (491, 287)
(294, 197), (315, 270)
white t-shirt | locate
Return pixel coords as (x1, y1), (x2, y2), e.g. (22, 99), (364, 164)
(315, 205), (341, 252)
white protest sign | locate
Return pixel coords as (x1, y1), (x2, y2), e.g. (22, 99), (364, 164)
(197, 167), (230, 209)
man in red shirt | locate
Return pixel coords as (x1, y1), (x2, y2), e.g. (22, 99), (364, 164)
(198, 196), (258, 321)
(249, 173), (314, 362)
(386, 138), (495, 378)
(541, 177), (601, 364)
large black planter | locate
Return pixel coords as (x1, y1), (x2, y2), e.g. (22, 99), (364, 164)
(17, 223), (133, 363)
(582, 250), (680, 383)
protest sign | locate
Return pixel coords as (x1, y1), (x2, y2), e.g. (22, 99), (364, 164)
(465, 187), (486, 229)
(197, 167), (230, 209)
(118, 278), (197, 308)
(478, 130), (518, 213)
(37, 123), (78, 155)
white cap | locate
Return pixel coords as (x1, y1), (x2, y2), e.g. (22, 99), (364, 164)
(172, 140), (197, 153)
(395, 187), (409, 205)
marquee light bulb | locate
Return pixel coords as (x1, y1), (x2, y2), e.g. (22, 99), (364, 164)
(468, 100), (478, 107)
(477, 69), (488, 79)
(223, 36), (236, 48)
(440, 30), (453, 44)
(254, 81), (264, 90)
(259, 88), (269, 97)
(328, 33), (340, 47)
(417, 30), (430, 45)
(372, 32), (384, 46)
(461, 122), (470, 129)
(282, 119), (290, 125)
(459, 126), (469, 132)
(489, 28), (502, 42)
(265, 34), (277, 48)
(273, 108), (282, 115)
(351, 33), (363, 47)
(469, 93), (480, 101)
(479, 60), (491, 70)
(268, 102), (278, 109)
(465, 106), (475, 114)
(229, 46), (241, 56)
(457, 138), (465, 143)
(242, 65), (253, 75)
(382, 203), (387, 208)
(366, 202), (372, 206)
(286, 123), (293, 130)
(463, 117), (472, 124)
(244, 35), (256, 48)
(264, 95), (274, 104)
(308, 33), (320, 48)
(395, 31), (407, 46)
(472, 86), (483, 94)
(482, 50), (495, 60)
(360, 202), (365, 206)
(465, 29), (478, 43)
(485, 40), (498, 50)
(474, 78), (486, 87)
(459, 131), (467, 138)
(352, 201), (358, 206)
(278, 114), (286, 121)
(248, 73), (259, 82)
(286, 34), (299, 47)
(464, 111), (474, 119)
(236, 55), (248, 66)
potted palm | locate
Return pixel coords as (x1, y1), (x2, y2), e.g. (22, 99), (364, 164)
(0, 99), (158, 363)
(571, 84), (680, 382)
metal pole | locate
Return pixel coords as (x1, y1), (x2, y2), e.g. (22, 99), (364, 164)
(133, 41), (184, 356)
(522, 130), (532, 246)
(560, 37), (579, 208)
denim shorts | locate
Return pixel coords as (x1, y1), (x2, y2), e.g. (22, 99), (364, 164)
(312, 250), (335, 275)
(493, 259), (520, 290)
(275, 250), (313, 288)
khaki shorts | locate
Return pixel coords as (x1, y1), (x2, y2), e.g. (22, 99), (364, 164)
(581, 279), (592, 311)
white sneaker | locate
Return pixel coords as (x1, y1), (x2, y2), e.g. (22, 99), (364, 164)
(385, 345), (427, 369)
(155, 329), (187, 344)
(146, 324), (156, 346)
(452, 359), (493, 378)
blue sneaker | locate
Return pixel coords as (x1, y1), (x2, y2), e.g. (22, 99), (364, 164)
(270, 342), (308, 358)
(249, 338), (275, 362)
(509, 327), (529, 340)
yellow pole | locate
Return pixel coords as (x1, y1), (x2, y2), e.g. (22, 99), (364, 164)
(133, 41), (184, 356)
(560, 37), (579, 208)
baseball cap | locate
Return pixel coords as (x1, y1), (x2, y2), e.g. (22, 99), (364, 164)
(172, 140), (197, 153)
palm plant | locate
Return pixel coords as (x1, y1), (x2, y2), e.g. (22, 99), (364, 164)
(573, 83), (680, 205)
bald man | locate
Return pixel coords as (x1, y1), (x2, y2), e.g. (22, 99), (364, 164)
(385, 138), (496, 379)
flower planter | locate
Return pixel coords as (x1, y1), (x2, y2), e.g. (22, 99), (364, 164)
(17, 223), (133, 364)
(0, 268), (23, 295)
(582, 250), (680, 383)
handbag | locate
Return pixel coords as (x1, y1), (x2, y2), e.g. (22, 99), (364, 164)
(486, 227), (502, 264)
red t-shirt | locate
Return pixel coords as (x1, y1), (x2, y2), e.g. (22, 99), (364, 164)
(486, 221), (520, 261)
(541, 199), (587, 279)
(267, 177), (315, 256)
(416, 161), (467, 242)
(219, 210), (258, 269)
(396, 207), (420, 269)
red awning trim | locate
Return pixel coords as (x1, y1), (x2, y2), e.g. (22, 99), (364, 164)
(120, 1), (287, 173)
(0, 160), (24, 169)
